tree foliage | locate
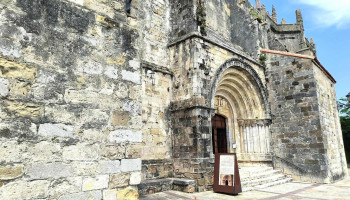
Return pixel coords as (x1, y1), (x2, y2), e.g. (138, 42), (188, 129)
(338, 94), (350, 163)
(341, 116), (350, 163)
(338, 97), (350, 118)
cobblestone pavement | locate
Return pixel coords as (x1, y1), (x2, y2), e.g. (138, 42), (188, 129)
(141, 173), (350, 200)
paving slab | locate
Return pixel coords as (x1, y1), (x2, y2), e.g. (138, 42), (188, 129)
(140, 175), (350, 200)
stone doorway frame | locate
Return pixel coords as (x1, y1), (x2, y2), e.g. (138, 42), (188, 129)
(208, 58), (271, 159)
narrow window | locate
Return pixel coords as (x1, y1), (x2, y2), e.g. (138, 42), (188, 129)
(126, 0), (132, 15)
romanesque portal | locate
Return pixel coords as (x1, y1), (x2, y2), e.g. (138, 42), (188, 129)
(212, 66), (271, 162)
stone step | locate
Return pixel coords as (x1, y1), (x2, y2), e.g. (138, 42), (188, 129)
(239, 167), (274, 176)
(243, 177), (293, 192)
(138, 179), (173, 196)
(138, 178), (196, 196)
(239, 166), (293, 192)
(242, 174), (286, 187)
(241, 169), (280, 181)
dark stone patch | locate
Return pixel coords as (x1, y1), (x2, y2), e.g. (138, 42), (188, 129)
(309, 143), (324, 149)
(60, 1), (94, 33)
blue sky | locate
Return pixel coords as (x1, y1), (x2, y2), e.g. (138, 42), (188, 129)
(251, 0), (350, 99)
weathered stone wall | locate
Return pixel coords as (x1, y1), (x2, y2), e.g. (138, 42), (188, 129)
(137, 0), (173, 163)
(266, 54), (348, 183)
(170, 0), (197, 38)
(205, 0), (232, 40)
(313, 64), (348, 181)
(141, 66), (172, 160)
(0, 0), (143, 199)
(141, 159), (173, 180)
(266, 55), (322, 182)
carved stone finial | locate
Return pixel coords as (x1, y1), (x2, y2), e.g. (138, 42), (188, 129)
(296, 9), (303, 25)
(281, 18), (286, 24)
(261, 4), (266, 14)
(310, 38), (314, 45)
(272, 5), (277, 23)
(255, 0), (261, 8)
(310, 38), (317, 55)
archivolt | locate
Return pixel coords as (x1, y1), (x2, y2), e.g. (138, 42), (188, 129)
(209, 58), (270, 119)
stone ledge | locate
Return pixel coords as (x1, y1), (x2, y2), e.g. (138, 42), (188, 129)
(171, 178), (196, 186)
(138, 178), (196, 196)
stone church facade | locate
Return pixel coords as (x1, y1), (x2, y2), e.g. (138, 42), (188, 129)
(0, 0), (348, 199)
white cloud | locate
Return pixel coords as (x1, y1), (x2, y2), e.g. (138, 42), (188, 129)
(296, 0), (350, 28)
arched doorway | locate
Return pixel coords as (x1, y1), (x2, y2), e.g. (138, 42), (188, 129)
(210, 59), (272, 162)
(211, 114), (228, 153)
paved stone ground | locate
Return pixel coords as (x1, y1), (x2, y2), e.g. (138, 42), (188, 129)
(140, 168), (350, 200)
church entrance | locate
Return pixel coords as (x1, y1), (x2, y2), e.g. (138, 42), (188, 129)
(212, 115), (228, 153)
(211, 65), (272, 162)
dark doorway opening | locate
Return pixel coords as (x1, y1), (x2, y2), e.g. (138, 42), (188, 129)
(212, 114), (228, 153)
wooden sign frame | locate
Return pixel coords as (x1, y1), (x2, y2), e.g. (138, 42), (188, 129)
(213, 153), (242, 195)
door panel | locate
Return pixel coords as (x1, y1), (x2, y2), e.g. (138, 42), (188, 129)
(212, 115), (228, 154)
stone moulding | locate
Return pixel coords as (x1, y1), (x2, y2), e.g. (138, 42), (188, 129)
(141, 61), (174, 76)
(209, 58), (271, 119)
(167, 31), (263, 68)
(261, 49), (336, 83)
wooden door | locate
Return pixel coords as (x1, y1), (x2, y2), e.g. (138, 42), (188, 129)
(212, 115), (228, 153)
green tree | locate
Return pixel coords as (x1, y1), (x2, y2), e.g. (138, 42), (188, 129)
(338, 97), (350, 117)
(339, 94), (350, 163)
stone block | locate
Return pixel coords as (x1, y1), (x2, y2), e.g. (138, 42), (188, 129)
(122, 70), (141, 84)
(150, 128), (162, 135)
(0, 77), (9, 97)
(97, 160), (121, 174)
(0, 58), (37, 81)
(27, 163), (73, 179)
(122, 101), (141, 114)
(0, 180), (49, 199)
(38, 123), (73, 138)
(129, 60), (140, 70)
(0, 38), (21, 58)
(109, 130), (142, 143)
(80, 109), (109, 129)
(116, 187), (139, 200)
(8, 79), (32, 97)
(107, 56), (126, 66)
(0, 141), (26, 163)
(121, 159), (142, 172)
(82, 175), (109, 191)
(63, 143), (100, 161)
(72, 161), (98, 176)
(2, 100), (43, 117)
(58, 190), (102, 200)
(0, 165), (24, 180)
(104, 67), (119, 80)
(83, 61), (103, 75)
(111, 110), (129, 126)
(130, 172), (142, 185)
(49, 177), (82, 197)
(109, 173), (130, 188)
(125, 144), (142, 159)
(103, 189), (118, 200)
(102, 145), (126, 160)
(79, 129), (109, 143)
(28, 141), (61, 162)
